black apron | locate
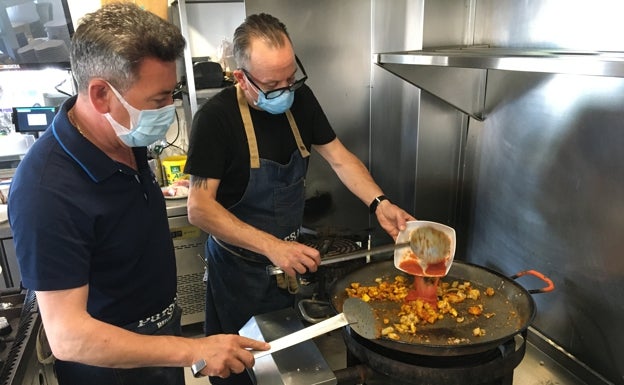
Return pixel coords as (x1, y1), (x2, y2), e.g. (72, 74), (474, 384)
(204, 85), (309, 385)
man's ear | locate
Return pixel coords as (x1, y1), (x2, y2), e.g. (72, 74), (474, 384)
(89, 79), (112, 114)
(232, 69), (247, 90)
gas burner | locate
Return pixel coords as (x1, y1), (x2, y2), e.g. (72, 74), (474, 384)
(303, 237), (362, 257)
(296, 230), (369, 317)
(299, 227), (369, 255)
(344, 328), (526, 385)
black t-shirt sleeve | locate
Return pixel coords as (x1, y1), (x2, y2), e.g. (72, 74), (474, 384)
(292, 85), (336, 146)
(185, 87), (242, 180)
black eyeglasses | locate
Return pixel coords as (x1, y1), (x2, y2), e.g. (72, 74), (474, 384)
(172, 81), (185, 99)
(242, 56), (308, 100)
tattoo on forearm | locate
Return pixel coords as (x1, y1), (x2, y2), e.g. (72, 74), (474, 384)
(190, 176), (210, 190)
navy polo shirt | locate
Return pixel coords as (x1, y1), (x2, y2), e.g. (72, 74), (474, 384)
(8, 97), (177, 327)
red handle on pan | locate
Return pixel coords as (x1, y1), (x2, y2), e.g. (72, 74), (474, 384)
(511, 270), (555, 294)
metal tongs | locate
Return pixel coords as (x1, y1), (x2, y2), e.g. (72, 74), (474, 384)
(266, 240), (406, 276)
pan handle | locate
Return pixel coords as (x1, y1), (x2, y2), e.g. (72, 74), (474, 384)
(511, 270), (555, 294)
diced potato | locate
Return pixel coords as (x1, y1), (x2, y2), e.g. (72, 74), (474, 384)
(472, 327), (486, 337)
(387, 333), (401, 340)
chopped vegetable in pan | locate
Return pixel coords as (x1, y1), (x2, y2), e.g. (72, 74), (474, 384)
(345, 276), (496, 342)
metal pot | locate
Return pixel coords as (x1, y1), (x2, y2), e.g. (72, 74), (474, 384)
(330, 259), (553, 356)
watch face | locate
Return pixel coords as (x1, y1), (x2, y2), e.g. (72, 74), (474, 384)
(191, 359), (207, 378)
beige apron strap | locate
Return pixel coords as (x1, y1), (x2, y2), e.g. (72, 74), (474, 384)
(285, 110), (311, 158)
(237, 84), (310, 166)
(236, 84), (260, 168)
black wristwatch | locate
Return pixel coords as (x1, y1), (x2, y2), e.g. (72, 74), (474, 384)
(191, 359), (207, 378)
(369, 195), (389, 214)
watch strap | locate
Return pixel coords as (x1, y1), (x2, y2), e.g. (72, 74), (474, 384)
(369, 195), (389, 214)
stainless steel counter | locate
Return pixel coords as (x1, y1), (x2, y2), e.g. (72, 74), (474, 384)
(0, 220), (10, 239)
(165, 197), (188, 217)
(0, 197), (188, 239)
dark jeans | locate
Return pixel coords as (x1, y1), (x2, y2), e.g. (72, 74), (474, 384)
(205, 239), (295, 385)
(54, 306), (184, 385)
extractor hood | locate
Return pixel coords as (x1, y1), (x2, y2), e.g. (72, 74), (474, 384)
(375, 46), (624, 120)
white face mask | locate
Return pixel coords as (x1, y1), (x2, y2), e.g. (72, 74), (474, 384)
(104, 83), (176, 147)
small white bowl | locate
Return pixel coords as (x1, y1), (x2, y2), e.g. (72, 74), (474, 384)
(394, 220), (456, 277)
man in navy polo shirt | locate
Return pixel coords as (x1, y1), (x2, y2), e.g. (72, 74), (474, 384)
(7, 4), (267, 385)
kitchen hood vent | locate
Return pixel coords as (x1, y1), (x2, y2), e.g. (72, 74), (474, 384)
(375, 46), (624, 120)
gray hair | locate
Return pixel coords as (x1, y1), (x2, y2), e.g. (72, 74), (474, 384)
(70, 3), (186, 94)
(232, 13), (292, 70)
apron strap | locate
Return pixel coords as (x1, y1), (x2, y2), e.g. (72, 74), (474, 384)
(236, 84), (261, 168)
(286, 110), (311, 158)
(236, 84), (310, 169)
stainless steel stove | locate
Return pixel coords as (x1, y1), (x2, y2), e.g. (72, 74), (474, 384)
(333, 326), (612, 384)
(0, 290), (57, 385)
(241, 228), (613, 385)
(242, 308), (611, 385)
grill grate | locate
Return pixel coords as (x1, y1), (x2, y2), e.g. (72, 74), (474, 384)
(176, 272), (205, 317)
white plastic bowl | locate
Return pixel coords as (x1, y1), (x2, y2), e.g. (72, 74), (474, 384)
(394, 220), (456, 277)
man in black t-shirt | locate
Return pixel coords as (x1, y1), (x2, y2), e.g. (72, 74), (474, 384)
(185, 13), (414, 385)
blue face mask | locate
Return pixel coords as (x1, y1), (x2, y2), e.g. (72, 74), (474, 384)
(104, 83), (176, 147)
(254, 90), (294, 114)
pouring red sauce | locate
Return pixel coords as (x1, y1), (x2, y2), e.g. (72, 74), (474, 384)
(399, 254), (447, 305)
(405, 276), (440, 305)
(398, 258), (448, 276)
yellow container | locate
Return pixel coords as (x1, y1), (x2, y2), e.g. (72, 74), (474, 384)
(161, 155), (188, 185)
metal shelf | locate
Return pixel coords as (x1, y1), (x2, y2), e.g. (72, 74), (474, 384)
(376, 46), (624, 77)
(375, 46), (624, 120)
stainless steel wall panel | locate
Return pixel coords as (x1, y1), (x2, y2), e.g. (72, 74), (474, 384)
(464, 70), (624, 384)
(369, 65), (419, 232)
(368, 0), (423, 242)
(474, 0), (624, 51)
(416, 93), (466, 223)
(245, 0), (372, 233)
(423, 0), (475, 47)
(373, 0), (423, 52)
(417, 1), (624, 383)
(373, 0), (466, 228)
